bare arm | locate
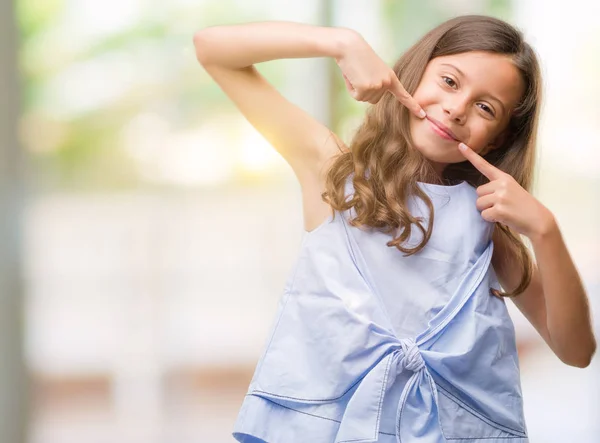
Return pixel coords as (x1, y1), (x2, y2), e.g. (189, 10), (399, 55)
(528, 220), (596, 367)
(193, 21), (352, 68)
(192, 21), (424, 232)
(494, 221), (596, 368)
(192, 22), (355, 232)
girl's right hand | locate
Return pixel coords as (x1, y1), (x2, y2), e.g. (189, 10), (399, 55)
(335, 32), (426, 118)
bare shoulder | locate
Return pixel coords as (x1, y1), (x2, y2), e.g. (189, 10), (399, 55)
(301, 132), (349, 233)
(196, 58), (349, 232)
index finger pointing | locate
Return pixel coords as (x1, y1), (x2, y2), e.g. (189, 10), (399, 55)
(458, 143), (502, 181)
(389, 77), (426, 118)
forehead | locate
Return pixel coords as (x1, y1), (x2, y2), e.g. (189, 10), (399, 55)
(429, 51), (524, 112)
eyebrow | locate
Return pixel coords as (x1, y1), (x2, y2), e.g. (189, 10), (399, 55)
(439, 63), (506, 115)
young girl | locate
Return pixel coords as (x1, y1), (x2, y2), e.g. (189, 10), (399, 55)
(194, 15), (596, 443)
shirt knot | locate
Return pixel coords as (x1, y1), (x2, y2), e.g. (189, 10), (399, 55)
(399, 338), (425, 372)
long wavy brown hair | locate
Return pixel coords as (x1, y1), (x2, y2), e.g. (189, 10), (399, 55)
(322, 15), (542, 298)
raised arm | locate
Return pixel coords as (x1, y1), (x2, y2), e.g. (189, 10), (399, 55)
(193, 22), (353, 187)
(193, 21), (424, 232)
(193, 21), (352, 69)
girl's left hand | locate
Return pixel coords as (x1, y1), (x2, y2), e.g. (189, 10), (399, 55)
(457, 142), (555, 241)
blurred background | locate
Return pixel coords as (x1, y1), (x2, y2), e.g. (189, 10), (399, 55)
(1, 0), (599, 442)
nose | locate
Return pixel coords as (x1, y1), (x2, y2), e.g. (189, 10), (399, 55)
(443, 96), (468, 124)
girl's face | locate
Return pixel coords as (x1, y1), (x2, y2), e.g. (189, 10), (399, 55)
(408, 51), (524, 175)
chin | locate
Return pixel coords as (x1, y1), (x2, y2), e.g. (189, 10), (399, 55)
(410, 126), (465, 165)
(412, 137), (460, 164)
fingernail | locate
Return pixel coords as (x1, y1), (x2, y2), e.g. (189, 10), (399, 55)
(458, 143), (467, 151)
(419, 109), (426, 118)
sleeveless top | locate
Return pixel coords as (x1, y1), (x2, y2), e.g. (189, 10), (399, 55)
(233, 175), (529, 443)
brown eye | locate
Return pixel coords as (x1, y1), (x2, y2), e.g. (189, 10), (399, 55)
(478, 103), (495, 116)
(442, 76), (456, 88)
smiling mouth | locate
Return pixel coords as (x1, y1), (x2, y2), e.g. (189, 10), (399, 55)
(426, 117), (460, 142)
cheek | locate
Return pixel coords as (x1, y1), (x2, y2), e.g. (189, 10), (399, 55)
(411, 85), (435, 104)
(467, 122), (498, 148)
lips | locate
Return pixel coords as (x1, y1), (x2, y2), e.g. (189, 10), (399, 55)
(426, 116), (460, 142)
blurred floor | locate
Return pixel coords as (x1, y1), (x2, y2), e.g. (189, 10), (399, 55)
(31, 366), (254, 443)
(30, 351), (600, 443)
